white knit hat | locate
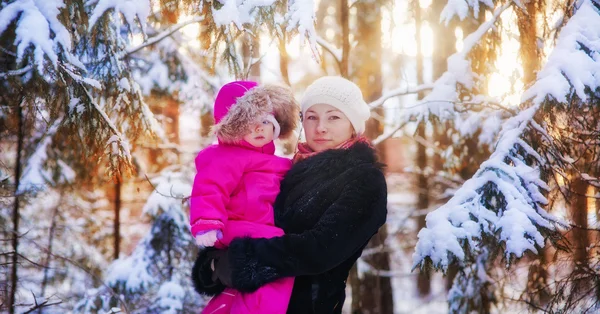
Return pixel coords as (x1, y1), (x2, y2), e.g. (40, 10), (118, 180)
(300, 76), (371, 134)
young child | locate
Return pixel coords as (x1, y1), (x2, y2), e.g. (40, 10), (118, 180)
(190, 81), (299, 313)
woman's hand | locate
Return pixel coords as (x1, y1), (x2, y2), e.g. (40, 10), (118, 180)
(208, 249), (233, 287)
(191, 247), (226, 296)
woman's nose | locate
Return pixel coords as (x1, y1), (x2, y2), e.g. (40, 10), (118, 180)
(316, 122), (327, 133)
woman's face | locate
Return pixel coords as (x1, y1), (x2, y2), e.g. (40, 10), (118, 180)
(303, 103), (354, 152)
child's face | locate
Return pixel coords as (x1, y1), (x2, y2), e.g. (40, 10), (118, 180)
(243, 118), (275, 147)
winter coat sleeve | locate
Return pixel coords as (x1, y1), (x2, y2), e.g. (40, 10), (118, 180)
(189, 149), (244, 236)
(227, 166), (388, 292)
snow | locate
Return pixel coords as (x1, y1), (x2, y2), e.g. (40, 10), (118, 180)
(211, 0), (277, 29)
(413, 0), (600, 274)
(89, 0), (150, 34)
(143, 172), (192, 229)
(118, 77), (131, 92)
(134, 51), (170, 95)
(0, 0), (73, 73)
(412, 104), (556, 271)
(106, 250), (156, 292)
(17, 117), (64, 193)
(522, 0), (600, 105)
(155, 281), (185, 313)
(440, 0), (494, 24)
(286, 0), (318, 57)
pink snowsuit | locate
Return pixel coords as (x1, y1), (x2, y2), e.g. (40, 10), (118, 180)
(190, 81), (294, 314)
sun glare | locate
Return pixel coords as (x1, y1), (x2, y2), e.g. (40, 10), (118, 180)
(179, 15), (201, 50)
(486, 6), (523, 107)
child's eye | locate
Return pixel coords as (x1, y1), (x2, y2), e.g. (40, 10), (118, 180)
(262, 120), (271, 125)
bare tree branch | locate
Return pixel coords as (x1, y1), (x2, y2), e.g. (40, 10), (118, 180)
(315, 36), (342, 64)
(368, 83), (435, 109)
(122, 16), (205, 57)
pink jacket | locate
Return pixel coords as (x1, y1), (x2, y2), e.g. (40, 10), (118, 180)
(189, 140), (291, 237)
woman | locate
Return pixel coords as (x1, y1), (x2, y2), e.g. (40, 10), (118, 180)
(192, 76), (388, 314)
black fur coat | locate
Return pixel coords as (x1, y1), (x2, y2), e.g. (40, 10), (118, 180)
(192, 142), (388, 314)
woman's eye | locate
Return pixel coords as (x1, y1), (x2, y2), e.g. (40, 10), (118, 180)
(329, 115), (340, 120)
(306, 116), (317, 120)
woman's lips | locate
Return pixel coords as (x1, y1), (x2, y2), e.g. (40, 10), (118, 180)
(313, 139), (330, 143)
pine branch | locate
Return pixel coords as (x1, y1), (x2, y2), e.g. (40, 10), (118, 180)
(81, 86), (132, 161)
(0, 66), (32, 78)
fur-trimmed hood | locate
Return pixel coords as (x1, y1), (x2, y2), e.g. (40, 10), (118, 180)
(212, 83), (300, 143)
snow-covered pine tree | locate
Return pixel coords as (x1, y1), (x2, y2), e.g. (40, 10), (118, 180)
(413, 0), (600, 312)
(74, 171), (197, 313)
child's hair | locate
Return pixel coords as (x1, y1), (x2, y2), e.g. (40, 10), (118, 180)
(213, 84), (300, 143)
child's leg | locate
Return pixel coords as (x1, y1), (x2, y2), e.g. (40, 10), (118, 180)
(230, 277), (294, 314)
(205, 221), (292, 313)
(200, 288), (237, 314)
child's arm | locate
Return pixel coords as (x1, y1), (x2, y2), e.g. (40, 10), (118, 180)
(190, 149), (244, 245)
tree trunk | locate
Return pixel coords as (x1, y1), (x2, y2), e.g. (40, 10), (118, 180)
(340, 0), (349, 77)
(278, 32), (291, 86)
(199, 2), (215, 140)
(571, 177), (589, 265)
(316, 0), (334, 73)
(113, 179), (121, 260)
(413, 0), (431, 297)
(40, 198), (61, 303)
(516, 0), (541, 86)
(352, 1), (393, 313)
(9, 98), (24, 314)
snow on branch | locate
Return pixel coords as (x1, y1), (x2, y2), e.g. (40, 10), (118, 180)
(521, 0), (600, 105)
(17, 115), (64, 194)
(412, 105), (556, 271)
(210, 0), (276, 28)
(413, 0), (600, 273)
(286, 0), (318, 57)
(0, 0), (75, 73)
(315, 35), (342, 63)
(441, 0), (495, 24)
(88, 0), (151, 35)
(81, 87), (133, 164)
(368, 83), (434, 109)
(122, 16), (205, 57)
(405, 2), (511, 124)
